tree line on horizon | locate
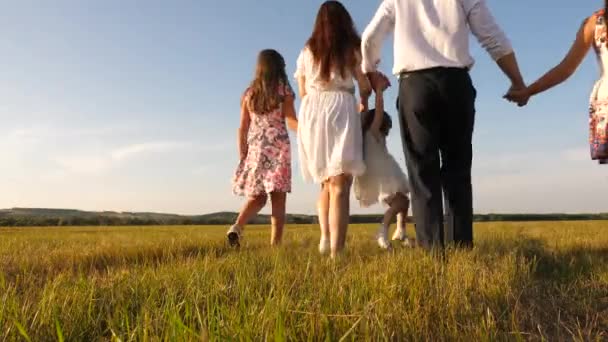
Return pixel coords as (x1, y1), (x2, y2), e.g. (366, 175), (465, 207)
(0, 208), (607, 227)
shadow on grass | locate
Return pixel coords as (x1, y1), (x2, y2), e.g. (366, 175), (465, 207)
(476, 237), (608, 282)
(476, 237), (608, 339)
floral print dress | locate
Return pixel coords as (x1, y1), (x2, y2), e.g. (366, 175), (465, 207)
(232, 85), (293, 196)
(590, 10), (608, 164)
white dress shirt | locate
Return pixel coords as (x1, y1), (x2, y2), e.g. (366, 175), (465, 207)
(361, 0), (513, 75)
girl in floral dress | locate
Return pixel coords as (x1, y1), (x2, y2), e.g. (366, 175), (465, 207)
(506, 5), (608, 164)
(227, 49), (298, 247)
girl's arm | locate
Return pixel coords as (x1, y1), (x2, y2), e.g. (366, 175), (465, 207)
(506, 16), (595, 104)
(238, 95), (251, 160)
(370, 84), (385, 141)
(283, 92), (298, 131)
(354, 52), (372, 111)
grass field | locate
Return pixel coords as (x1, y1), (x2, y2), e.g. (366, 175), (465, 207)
(1, 222), (607, 341)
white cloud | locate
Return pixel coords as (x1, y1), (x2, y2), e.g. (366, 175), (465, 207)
(50, 140), (231, 176)
(54, 156), (111, 175)
(110, 141), (192, 161)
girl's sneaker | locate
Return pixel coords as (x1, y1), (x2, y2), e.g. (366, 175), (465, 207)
(376, 225), (391, 250)
(226, 225), (242, 247)
(319, 237), (330, 255)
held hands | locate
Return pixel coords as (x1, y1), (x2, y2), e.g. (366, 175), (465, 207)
(504, 84), (531, 107)
(367, 71), (391, 93)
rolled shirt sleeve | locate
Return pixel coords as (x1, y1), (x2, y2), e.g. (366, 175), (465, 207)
(361, 0), (396, 73)
(463, 0), (513, 61)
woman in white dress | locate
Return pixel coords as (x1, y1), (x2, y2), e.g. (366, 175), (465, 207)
(295, 1), (372, 257)
(354, 80), (412, 250)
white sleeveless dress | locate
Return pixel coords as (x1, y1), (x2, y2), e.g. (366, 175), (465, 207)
(295, 47), (366, 183)
(353, 132), (410, 207)
(590, 11), (608, 164)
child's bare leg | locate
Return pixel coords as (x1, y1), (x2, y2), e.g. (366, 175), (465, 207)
(317, 182), (330, 253)
(375, 194), (406, 250)
(395, 193), (410, 233)
(383, 193), (409, 227)
(270, 192), (286, 246)
(228, 194), (268, 247)
(235, 194), (268, 228)
(390, 194), (411, 242)
(382, 199), (402, 229)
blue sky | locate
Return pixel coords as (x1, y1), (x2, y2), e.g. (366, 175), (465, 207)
(1, 0), (606, 215)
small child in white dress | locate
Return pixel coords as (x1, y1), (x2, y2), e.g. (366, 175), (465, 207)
(354, 81), (412, 250)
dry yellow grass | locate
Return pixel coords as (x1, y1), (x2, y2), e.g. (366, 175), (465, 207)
(1, 222), (607, 340)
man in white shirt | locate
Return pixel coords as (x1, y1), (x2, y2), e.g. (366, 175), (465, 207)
(361, 0), (526, 250)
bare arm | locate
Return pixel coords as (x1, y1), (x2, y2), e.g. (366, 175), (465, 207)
(496, 53), (525, 88)
(295, 49), (307, 98)
(238, 95), (251, 160)
(297, 75), (307, 99)
(465, 0), (524, 87)
(283, 93), (298, 132)
(372, 87), (385, 133)
(527, 17), (594, 96)
(505, 16), (595, 105)
(354, 56), (372, 110)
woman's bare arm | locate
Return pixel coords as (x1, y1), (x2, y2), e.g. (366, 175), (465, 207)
(283, 93), (298, 131)
(507, 15), (596, 105)
(297, 75), (307, 99)
(528, 16), (595, 96)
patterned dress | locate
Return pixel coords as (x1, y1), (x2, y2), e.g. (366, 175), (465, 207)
(590, 10), (608, 164)
(232, 85), (293, 196)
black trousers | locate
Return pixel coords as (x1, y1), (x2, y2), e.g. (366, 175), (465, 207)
(397, 67), (476, 249)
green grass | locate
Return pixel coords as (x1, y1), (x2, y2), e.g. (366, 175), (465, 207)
(1, 222), (607, 341)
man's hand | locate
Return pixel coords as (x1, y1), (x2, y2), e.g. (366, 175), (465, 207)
(504, 84), (530, 107)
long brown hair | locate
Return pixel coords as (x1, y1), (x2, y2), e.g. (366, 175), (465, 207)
(246, 49), (289, 114)
(306, 1), (361, 82)
(605, 0), (607, 21)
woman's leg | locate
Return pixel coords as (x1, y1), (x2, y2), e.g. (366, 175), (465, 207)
(328, 174), (352, 258)
(228, 194), (268, 246)
(270, 192), (287, 246)
(317, 182), (330, 253)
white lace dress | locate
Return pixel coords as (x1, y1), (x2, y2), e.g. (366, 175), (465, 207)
(354, 132), (410, 207)
(294, 47), (366, 183)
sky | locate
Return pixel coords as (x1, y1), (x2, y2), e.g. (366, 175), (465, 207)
(1, 0), (607, 215)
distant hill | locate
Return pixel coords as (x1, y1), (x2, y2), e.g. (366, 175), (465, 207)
(0, 208), (607, 227)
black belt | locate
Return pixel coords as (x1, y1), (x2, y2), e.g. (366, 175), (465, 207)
(399, 66), (468, 79)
